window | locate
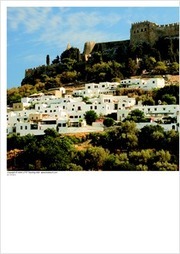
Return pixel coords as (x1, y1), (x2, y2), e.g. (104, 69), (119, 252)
(90, 106), (93, 109)
(122, 104), (125, 107)
(45, 110), (47, 113)
(152, 81), (155, 83)
(154, 108), (157, 111)
(148, 108), (150, 111)
(78, 106), (81, 110)
(20, 126), (23, 130)
(25, 126), (27, 130)
(54, 110), (56, 112)
(63, 123), (66, 127)
(95, 106), (97, 110)
(102, 85), (105, 88)
(88, 86), (90, 89)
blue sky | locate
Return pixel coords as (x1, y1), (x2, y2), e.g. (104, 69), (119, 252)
(7, 7), (179, 88)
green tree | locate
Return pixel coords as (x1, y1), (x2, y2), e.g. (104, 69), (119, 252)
(161, 94), (177, 104)
(129, 149), (155, 170)
(145, 56), (156, 71)
(126, 58), (138, 76)
(168, 62), (179, 74)
(152, 161), (178, 171)
(52, 55), (60, 64)
(61, 47), (81, 62)
(125, 109), (146, 122)
(44, 128), (59, 137)
(83, 147), (109, 170)
(67, 163), (83, 171)
(46, 55), (50, 66)
(111, 121), (139, 152)
(165, 129), (179, 159)
(88, 52), (102, 65)
(154, 84), (179, 105)
(139, 125), (165, 149)
(105, 113), (117, 120)
(60, 71), (78, 84)
(154, 61), (167, 74)
(103, 152), (132, 171)
(84, 110), (98, 125)
(142, 97), (155, 105)
(103, 118), (115, 127)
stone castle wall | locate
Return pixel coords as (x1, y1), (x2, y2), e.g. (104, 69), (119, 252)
(130, 21), (179, 45)
(25, 20), (179, 79)
(83, 21), (179, 58)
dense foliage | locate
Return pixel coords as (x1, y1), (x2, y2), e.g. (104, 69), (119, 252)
(7, 123), (179, 171)
(7, 38), (179, 106)
(8, 38), (179, 88)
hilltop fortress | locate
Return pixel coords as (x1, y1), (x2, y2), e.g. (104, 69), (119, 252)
(24, 21), (179, 77)
(83, 21), (179, 60)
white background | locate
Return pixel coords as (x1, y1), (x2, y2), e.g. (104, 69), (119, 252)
(1, 1), (179, 253)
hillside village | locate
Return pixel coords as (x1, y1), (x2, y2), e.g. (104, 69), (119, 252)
(7, 20), (179, 171)
(7, 77), (179, 136)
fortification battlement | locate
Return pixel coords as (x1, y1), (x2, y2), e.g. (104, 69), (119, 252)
(131, 21), (157, 27)
(157, 22), (179, 28)
(131, 21), (179, 28)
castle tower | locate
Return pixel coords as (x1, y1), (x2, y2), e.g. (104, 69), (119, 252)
(130, 21), (158, 45)
(83, 41), (96, 61)
(130, 21), (179, 46)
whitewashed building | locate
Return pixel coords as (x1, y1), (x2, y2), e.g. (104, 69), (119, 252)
(72, 82), (119, 98)
(7, 83), (179, 136)
(120, 78), (165, 90)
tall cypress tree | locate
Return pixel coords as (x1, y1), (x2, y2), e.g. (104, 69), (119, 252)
(46, 54), (50, 66)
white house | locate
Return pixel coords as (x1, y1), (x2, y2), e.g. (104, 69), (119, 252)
(117, 104), (179, 122)
(141, 78), (165, 90)
(7, 82), (178, 136)
(120, 78), (165, 90)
